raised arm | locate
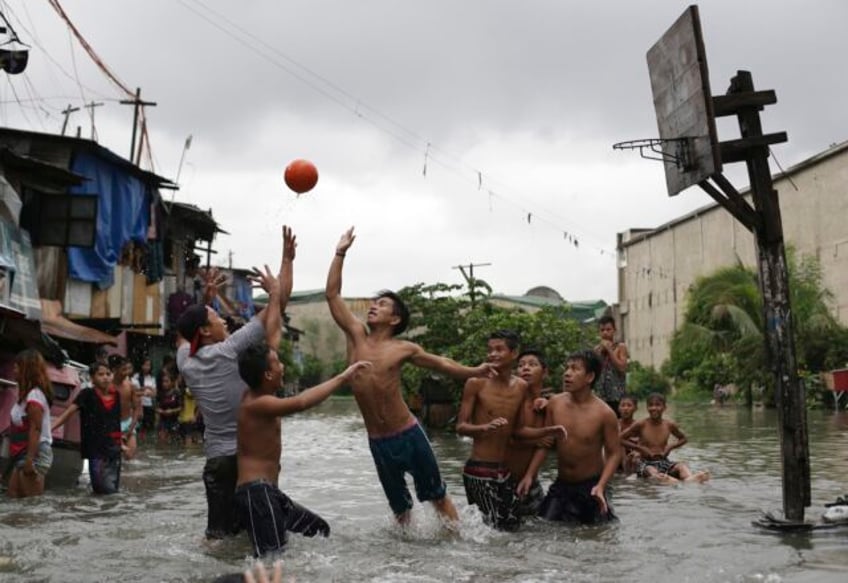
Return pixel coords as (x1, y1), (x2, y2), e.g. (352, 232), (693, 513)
(408, 344), (496, 379)
(278, 225), (296, 314)
(249, 361), (371, 417)
(325, 227), (366, 341)
(251, 264), (282, 347)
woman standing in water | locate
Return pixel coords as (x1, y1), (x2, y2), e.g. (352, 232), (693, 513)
(7, 349), (54, 498)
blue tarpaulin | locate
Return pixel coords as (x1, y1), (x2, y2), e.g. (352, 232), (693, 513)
(66, 151), (150, 289)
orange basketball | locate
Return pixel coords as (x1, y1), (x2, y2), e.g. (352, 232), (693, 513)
(284, 159), (319, 193)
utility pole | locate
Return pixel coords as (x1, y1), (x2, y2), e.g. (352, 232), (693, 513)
(452, 262), (491, 308)
(120, 87), (156, 163)
(83, 100), (104, 140)
(60, 103), (80, 136)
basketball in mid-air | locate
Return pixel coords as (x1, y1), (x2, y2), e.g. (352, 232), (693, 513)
(284, 159), (319, 194)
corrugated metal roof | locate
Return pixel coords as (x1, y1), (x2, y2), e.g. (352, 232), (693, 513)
(0, 127), (177, 188)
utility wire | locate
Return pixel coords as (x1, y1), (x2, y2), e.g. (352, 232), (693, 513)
(177, 0), (616, 257)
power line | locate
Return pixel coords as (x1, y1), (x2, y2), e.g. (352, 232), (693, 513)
(176, 0), (617, 258)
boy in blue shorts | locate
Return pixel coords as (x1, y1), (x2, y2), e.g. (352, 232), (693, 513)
(326, 227), (497, 526)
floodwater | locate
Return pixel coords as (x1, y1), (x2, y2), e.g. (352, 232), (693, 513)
(1, 400), (847, 583)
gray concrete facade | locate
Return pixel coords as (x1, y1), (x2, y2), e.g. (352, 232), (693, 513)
(618, 141), (848, 368)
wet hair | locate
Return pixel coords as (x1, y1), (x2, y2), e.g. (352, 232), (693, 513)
(89, 361), (110, 377)
(238, 342), (273, 390)
(107, 354), (126, 371)
(517, 348), (548, 370)
(488, 329), (520, 351)
(620, 394), (638, 405)
(375, 290), (410, 336)
(566, 349), (602, 387)
(646, 392), (666, 405)
(598, 315), (616, 329)
(15, 349), (53, 405)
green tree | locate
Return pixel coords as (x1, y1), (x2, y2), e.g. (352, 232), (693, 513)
(396, 283), (589, 403)
(664, 249), (848, 405)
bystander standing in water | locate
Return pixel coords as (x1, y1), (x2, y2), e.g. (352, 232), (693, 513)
(7, 349), (54, 498)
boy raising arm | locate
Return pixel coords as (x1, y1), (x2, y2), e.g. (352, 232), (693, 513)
(326, 226), (496, 525)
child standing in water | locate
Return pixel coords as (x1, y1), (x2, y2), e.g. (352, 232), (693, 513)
(620, 393), (710, 484)
(517, 350), (621, 525)
(52, 362), (123, 494)
(7, 349), (54, 498)
(617, 394), (640, 474)
(593, 315), (628, 417)
(156, 372), (183, 444)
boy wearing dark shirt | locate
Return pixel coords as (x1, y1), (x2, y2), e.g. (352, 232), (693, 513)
(52, 362), (123, 494)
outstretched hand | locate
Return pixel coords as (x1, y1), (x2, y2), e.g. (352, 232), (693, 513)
(282, 225), (297, 264)
(199, 266), (229, 300)
(340, 360), (372, 381)
(248, 264), (279, 296)
(336, 226), (355, 255)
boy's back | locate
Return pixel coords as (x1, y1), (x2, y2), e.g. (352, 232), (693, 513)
(237, 393), (283, 486)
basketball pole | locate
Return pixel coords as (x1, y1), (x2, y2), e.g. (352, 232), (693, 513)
(716, 71), (809, 522)
(640, 5), (810, 522)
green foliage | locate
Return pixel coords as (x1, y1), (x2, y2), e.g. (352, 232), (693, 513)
(276, 338), (299, 384)
(395, 283), (590, 399)
(297, 354), (324, 389)
(626, 361), (671, 399)
(664, 249), (848, 404)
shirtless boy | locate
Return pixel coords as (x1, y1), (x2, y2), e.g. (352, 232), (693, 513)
(517, 350), (621, 525)
(177, 226), (295, 540)
(618, 394), (640, 474)
(620, 393), (709, 484)
(504, 349), (556, 518)
(109, 356), (139, 459)
(325, 227), (496, 525)
(456, 334), (565, 530)
(235, 337), (371, 556)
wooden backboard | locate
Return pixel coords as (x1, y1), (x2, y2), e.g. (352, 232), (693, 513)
(647, 5), (720, 196)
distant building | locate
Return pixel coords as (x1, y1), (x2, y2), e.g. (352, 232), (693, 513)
(617, 140), (848, 368)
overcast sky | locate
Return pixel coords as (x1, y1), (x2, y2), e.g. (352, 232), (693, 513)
(2, 1), (845, 303)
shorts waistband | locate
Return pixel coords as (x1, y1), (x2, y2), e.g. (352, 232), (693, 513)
(368, 417), (419, 442)
(553, 474), (601, 488)
(463, 459), (510, 479)
(235, 478), (274, 492)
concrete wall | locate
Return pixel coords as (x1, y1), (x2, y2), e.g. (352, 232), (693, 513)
(619, 143), (848, 368)
(285, 297), (371, 370)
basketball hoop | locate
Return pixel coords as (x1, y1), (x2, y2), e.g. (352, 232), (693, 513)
(612, 138), (694, 171)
